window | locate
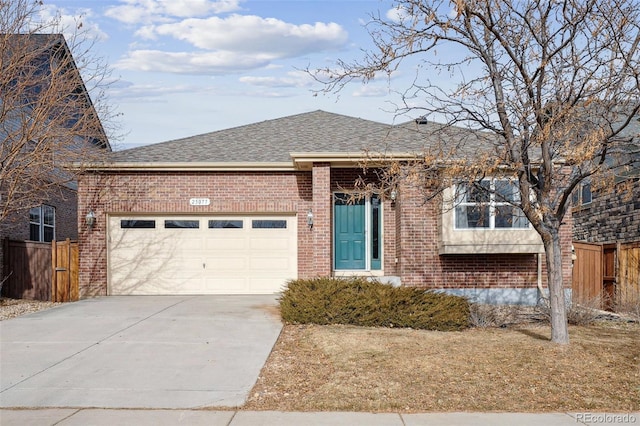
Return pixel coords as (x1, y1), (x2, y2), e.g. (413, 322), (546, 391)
(121, 220), (156, 229)
(455, 180), (529, 229)
(252, 220), (287, 229)
(29, 205), (55, 242)
(581, 182), (592, 204)
(209, 220), (243, 229)
(164, 220), (199, 228)
(571, 181), (592, 207)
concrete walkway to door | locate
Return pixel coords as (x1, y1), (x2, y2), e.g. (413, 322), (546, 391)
(0, 295), (282, 409)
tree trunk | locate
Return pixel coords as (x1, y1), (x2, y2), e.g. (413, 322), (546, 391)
(543, 231), (569, 344)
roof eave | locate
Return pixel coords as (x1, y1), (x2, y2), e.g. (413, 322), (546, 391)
(290, 151), (422, 170)
(75, 161), (296, 172)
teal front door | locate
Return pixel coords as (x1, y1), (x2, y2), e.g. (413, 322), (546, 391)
(333, 193), (382, 271)
(334, 195), (366, 270)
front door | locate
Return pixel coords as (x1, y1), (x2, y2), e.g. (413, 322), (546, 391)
(333, 193), (381, 271)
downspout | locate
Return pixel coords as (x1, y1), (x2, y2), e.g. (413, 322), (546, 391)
(536, 253), (547, 304)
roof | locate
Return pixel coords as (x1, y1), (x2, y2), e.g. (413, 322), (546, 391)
(616, 115), (640, 178)
(108, 110), (491, 170)
(1, 33), (111, 151)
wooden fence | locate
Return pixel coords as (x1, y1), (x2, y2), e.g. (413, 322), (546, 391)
(2, 239), (52, 300)
(572, 241), (640, 311)
(572, 242), (603, 306)
(618, 243), (640, 309)
(52, 239), (79, 302)
(1, 239), (78, 302)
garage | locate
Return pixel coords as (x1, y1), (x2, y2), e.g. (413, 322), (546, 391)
(108, 215), (297, 295)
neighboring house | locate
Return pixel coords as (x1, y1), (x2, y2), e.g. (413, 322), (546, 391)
(0, 34), (110, 294)
(572, 115), (640, 244)
(571, 115), (640, 309)
(78, 110), (572, 303)
(572, 178), (640, 244)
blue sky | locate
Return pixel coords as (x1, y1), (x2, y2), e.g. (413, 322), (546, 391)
(42, 0), (432, 149)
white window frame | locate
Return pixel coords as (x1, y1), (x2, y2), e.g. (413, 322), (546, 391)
(454, 179), (530, 230)
(29, 205), (55, 242)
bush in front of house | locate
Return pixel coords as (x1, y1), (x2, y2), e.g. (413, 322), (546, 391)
(279, 277), (470, 331)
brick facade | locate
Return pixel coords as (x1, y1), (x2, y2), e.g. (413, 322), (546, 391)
(78, 166), (574, 299)
(395, 181), (571, 291)
(573, 178), (640, 244)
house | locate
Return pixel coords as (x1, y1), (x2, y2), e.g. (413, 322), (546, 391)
(572, 115), (640, 244)
(571, 116), (640, 308)
(77, 111), (573, 303)
(0, 34), (110, 298)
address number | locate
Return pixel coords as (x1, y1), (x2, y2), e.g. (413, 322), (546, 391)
(189, 198), (210, 206)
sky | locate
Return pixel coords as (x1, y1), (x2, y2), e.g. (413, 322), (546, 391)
(38, 0), (437, 150)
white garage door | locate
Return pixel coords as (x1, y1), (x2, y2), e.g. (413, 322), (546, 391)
(108, 215), (297, 295)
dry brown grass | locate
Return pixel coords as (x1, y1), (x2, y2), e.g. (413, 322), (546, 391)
(244, 322), (640, 413)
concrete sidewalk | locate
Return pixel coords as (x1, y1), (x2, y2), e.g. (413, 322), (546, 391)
(1, 409), (638, 425)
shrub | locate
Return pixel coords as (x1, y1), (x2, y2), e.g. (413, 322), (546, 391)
(534, 296), (605, 326)
(279, 277), (470, 331)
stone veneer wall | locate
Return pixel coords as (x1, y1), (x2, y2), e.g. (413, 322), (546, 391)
(573, 179), (640, 244)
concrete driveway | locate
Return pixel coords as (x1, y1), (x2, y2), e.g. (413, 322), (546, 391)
(0, 295), (282, 409)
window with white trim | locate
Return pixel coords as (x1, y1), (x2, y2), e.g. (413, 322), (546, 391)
(454, 179), (529, 229)
(29, 205), (55, 242)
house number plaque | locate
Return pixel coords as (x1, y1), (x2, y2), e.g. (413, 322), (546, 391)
(189, 198), (210, 206)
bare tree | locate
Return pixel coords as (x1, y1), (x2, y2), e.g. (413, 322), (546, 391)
(0, 0), (116, 225)
(314, 0), (640, 344)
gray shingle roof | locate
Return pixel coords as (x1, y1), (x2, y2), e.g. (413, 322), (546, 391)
(110, 110), (488, 164)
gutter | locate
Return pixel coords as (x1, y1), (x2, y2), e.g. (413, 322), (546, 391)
(69, 161), (295, 172)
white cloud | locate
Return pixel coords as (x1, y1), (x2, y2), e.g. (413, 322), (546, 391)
(37, 5), (108, 42)
(109, 80), (203, 100)
(105, 0), (242, 24)
(352, 85), (389, 97)
(116, 49), (274, 74)
(239, 71), (315, 89)
(237, 89), (295, 99)
(117, 14), (348, 75)
(386, 6), (410, 23)
(151, 15), (348, 57)
(134, 25), (158, 39)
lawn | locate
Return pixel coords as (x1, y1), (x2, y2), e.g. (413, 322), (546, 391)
(244, 321), (640, 413)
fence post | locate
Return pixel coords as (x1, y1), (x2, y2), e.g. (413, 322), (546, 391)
(51, 239), (57, 302)
(65, 238), (71, 302)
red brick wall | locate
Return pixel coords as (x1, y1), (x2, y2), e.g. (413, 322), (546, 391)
(78, 170), (313, 297)
(397, 181), (573, 291)
(312, 163), (332, 276)
(78, 167), (573, 298)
